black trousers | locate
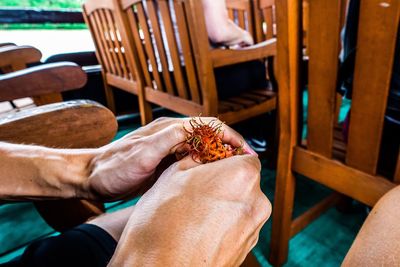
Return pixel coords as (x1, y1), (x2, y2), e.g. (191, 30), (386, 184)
(2, 224), (117, 267)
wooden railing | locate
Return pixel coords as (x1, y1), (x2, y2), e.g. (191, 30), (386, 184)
(0, 7), (84, 24)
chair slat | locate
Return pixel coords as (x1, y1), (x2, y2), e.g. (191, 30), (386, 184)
(90, 11), (113, 74)
(136, 3), (165, 91)
(253, 0), (264, 43)
(105, 9), (128, 79)
(263, 7), (274, 39)
(346, 0), (400, 174)
(307, 0), (342, 158)
(246, 5), (254, 37)
(238, 10), (246, 29)
(259, 0), (274, 9)
(228, 8), (234, 21)
(146, 0), (174, 94)
(174, 0), (201, 104)
(226, 0), (248, 10)
(126, 7), (153, 86)
(99, 9), (121, 76)
(158, 0), (188, 99)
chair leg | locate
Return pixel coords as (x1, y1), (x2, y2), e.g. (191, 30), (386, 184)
(138, 99), (153, 125)
(241, 252), (260, 267)
(103, 82), (116, 114)
(269, 169), (296, 266)
(137, 87), (153, 125)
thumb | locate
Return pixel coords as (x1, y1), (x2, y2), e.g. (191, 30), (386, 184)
(174, 155), (202, 171)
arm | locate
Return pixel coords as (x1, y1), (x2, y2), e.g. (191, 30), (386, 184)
(202, 0), (253, 46)
(0, 117), (256, 202)
(0, 142), (92, 201)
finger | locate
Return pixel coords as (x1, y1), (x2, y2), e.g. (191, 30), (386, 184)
(122, 117), (184, 139)
(219, 124), (257, 156)
(183, 117), (257, 156)
(175, 155), (201, 171)
(145, 123), (187, 156)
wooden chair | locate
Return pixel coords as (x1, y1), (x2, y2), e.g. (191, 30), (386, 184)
(269, 0), (399, 265)
(0, 44), (71, 106)
(251, 0), (276, 43)
(107, 0), (276, 125)
(0, 62), (118, 232)
(82, 0), (152, 124)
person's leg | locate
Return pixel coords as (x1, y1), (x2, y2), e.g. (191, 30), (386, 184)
(87, 205), (135, 242)
(3, 205), (135, 267)
(342, 185), (400, 266)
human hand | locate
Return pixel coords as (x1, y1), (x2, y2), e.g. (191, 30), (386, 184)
(83, 117), (256, 201)
(109, 154), (270, 267)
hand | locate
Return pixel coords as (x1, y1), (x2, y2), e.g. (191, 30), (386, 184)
(109, 154), (271, 266)
(83, 117), (256, 201)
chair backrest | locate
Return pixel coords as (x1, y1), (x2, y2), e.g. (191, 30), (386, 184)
(0, 45), (42, 73)
(112, 0), (276, 123)
(83, 0), (139, 94)
(277, 0), (400, 181)
(252, 0), (276, 42)
(116, 0), (211, 115)
(226, 0), (256, 37)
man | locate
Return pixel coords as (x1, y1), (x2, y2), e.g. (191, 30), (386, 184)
(0, 117), (271, 266)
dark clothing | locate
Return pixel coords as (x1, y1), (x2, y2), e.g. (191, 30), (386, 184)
(339, 0), (400, 122)
(340, 0), (400, 177)
(2, 224), (117, 267)
(215, 60), (268, 100)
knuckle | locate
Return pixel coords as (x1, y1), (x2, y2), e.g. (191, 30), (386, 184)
(255, 193), (272, 223)
(153, 116), (169, 124)
(235, 156), (261, 181)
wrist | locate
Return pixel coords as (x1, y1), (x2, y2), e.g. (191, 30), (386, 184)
(35, 147), (97, 199)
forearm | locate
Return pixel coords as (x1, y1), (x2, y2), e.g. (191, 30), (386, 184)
(0, 142), (94, 201)
(203, 0), (253, 46)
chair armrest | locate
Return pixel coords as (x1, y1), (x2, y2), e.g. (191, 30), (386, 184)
(0, 42), (16, 48)
(210, 38), (276, 67)
(0, 45), (42, 70)
(0, 62), (87, 101)
(0, 100), (117, 148)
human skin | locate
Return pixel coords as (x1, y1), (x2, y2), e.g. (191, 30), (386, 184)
(108, 154), (271, 267)
(202, 0), (254, 46)
(0, 117), (256, 201)
(0, 117), (270, 266)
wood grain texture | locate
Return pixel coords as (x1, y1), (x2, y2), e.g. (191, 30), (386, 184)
(226, 0), (249, 11)
(210, 39), (276, 67)
(346, 0), (400, 174)
(0, 62), (87, 101)
(174, 0), (201, 103)
(146, 0), (174, 94)
(158, 0), (188, 99)
(0, 45), (42, 71)
(269, 0), (301, 265)
(0, 100), (117, 148)
(112, 0), (276, 124)
(293, 147), (395, 207)
(77, 0), (115, 15)
(269, 1), (399, 265)
(307, 0), (342, 157)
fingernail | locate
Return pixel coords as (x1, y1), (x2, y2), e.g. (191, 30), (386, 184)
(244, 147), (258, 156)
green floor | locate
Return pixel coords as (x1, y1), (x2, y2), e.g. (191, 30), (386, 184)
(0, 103), (366, 266)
